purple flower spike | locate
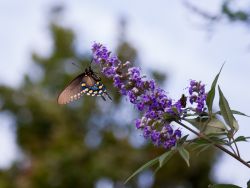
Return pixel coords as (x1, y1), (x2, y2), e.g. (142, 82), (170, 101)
(92, 42), (182, 150)
(188, 80), (207, 112)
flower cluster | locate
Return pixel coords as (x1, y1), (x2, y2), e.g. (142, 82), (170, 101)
(188, 80), (207, 112)
(92, 43), (207, 149)
(135, 118), (181, 149)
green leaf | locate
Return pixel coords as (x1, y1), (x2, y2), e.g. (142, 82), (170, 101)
(216, 110), (250, 117)
(196, 144), (212, 156)
(124, 156), (158, 184)
(208, 184), (242, 188)
(247, 179), (250, 188)
(186, 117), (227, 135)
(205, 118), (227, 134)
(158, 150), (175, 168)
(178, 146), (190, 167)
(234, 136), (250, 142)
(191, 134), (228, 149)
(206, 64), (224, 112)
(218, 86), (237, 131)
(125, 150), (176, 184)
(155, 149), (176, 173)
(178, 134), (189, 145)
(233, 119), (239, 132)
(192, 143), (210, 151)
(231, 110), (250, 117)
(163, 113), (177, 122)
(192, 139), (210, 146)
(185, 117), (210, 131)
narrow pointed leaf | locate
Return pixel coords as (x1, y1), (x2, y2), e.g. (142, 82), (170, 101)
(158, 150), (175, 168)
(124, 156), (158, 184)
(125, 150), (177, 183)
(155, 150), (176, 173)
(206, 64), (224, 112)
(218, 86), (236, 131)
(234, 136), (250, 142)
(178, 134), (189, 145)
(196, 144), (212, 156)
(178, 146), (190, 167)
(208, 184), (241, 188)
(216, 110), (250, 117)
(233, 119), (239, 132)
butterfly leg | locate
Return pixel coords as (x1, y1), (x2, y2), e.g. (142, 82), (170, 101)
(105, 92), (112, 100)
(100, 92), (112, 101)
(101, 95), (106, 101)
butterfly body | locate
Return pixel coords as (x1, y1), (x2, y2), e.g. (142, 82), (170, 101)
(57, 66), (111, 105)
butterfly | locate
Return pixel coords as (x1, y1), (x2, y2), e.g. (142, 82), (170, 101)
(57, 66), (112, 105)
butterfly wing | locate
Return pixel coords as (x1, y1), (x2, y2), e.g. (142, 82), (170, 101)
(58, 71), (112, 104)
(82, 75), (95, 87)
(57, 73), (85, 105)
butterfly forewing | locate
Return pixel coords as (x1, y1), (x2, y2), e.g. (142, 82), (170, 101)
(57, 73), (85, 105)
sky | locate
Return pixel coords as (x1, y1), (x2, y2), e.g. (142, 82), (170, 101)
(0, 0), (250, 187)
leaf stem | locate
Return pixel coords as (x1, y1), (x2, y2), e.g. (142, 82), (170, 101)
(176, 120), (250, 168)
(228, 144), (237, 156)
(232, 137), (241, 157)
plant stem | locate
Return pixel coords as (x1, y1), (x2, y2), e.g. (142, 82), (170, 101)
(227, 144), (237, 156)
(232, 137), (241, 157)
(176, 120), (250, 168)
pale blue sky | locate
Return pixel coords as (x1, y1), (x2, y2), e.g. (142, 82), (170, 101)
(0, 0), (250, 187)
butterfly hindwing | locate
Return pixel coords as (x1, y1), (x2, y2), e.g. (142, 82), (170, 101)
(81, 79), (107, 97)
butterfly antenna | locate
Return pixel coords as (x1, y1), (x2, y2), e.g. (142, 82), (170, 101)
(87, 58), (93, 67)
(90, 58), (101, 74)
(72, 62), (82, 70)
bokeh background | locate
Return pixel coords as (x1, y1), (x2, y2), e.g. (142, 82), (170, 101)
(0, 0), (250, 187)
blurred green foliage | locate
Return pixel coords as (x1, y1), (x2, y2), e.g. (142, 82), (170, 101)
(185, 0), (250, 26)
(0, 11), (218, 188)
